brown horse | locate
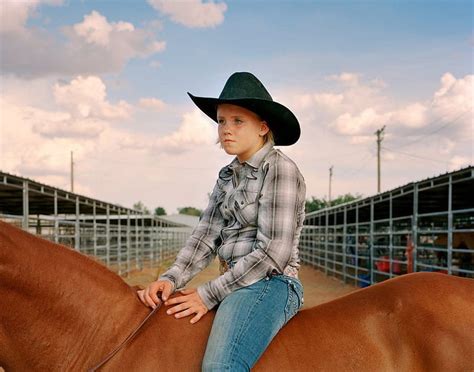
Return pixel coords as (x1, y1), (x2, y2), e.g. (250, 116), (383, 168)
(1, 220), (473, 371)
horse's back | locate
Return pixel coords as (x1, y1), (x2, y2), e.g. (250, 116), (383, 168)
(255, 272), (474, 372)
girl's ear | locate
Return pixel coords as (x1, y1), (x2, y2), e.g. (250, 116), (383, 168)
(260, 121), (270, 136)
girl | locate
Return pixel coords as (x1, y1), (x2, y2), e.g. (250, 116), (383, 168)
(138, 72), (306, 371)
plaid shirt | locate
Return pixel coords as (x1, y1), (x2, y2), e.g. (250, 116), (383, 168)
(159, 141), (306, 309)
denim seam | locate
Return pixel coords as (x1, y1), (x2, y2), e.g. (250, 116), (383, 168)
(229, 279), (271, 367)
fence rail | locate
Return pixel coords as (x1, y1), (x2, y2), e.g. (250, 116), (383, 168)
(299, 167), (474, 286)
(0, 170), (192, 276)
(1, 213), (190, 276)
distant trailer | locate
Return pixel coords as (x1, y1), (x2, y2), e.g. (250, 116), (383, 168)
(299, 166), (474, 286)
(0, 171), (191, 276)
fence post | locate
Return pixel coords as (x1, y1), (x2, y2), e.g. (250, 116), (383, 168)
(75, 196), (80, 251)
(54, 190), (58, 243)
(22, 180), (29, 230)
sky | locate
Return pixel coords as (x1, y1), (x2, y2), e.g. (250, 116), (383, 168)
(0, 0), (473, 215)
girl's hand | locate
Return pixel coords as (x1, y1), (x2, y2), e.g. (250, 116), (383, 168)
(164, 288), (208, 324)
(137, 280), (174, 309)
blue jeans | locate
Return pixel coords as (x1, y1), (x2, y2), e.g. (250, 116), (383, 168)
(202, 274), (304, 371)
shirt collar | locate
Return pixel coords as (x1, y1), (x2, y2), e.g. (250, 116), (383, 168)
(228, 141), (274, 170)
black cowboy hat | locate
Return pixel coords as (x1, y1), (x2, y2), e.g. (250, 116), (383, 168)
(188, 72), (300, 146)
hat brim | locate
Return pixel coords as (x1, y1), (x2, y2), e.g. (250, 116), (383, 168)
(187, 93), (300, 146)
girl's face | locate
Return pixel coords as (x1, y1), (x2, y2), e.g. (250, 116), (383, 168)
(217, 104), (269, 163)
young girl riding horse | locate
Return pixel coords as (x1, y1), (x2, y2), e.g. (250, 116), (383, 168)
(138, 72), (306, 371)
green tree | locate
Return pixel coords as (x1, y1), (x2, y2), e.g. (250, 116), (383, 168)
(133, 201), (151, 214)
(305, 193), (362, 213)
(178, 206), (202, 216)
(305, 196), (326, 213)
(330, 193), (362, 206)
(154, 207), (167, 216)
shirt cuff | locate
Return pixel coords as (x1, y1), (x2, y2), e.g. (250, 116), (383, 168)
(157, 275), (177, 292)
(197, 283), (221, 310)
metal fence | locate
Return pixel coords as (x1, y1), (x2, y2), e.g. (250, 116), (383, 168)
(0, 171), (192, 276)
(299, 166), (474, 287)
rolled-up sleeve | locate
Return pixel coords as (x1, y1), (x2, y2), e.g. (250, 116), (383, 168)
(159, 181), (226, 290)
(198, 152), (306, 309)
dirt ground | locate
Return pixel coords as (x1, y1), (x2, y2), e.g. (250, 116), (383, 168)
(125, 259), (357, 308)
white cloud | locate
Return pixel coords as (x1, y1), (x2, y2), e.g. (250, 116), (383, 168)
(138, 97), (167, 112)
(148, 0), (227, 28)
(155, 109), (215, 151)
(73, 10), (135, 46)
(54, 76), (132, 120)
(331, 108), (391, 136)
(1, 9), (165, 78)
(0, 0), (63, 33)
(448, 155), (471, 171)
(432, 73), (473, 119)
(327, 72), (361, 85)
(391, 103), (428, 128)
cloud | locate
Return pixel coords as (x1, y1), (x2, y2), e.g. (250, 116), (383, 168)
(331, 108), (391, 136)
(73, 10), (135, 46)
(148, 0), (227, 28)
(138, 97), (167, 112)
(54, 75), (132, 120)
(448, 155), (471, 171)
(327, 72), (361, 85)
(1, 75), (132, 142)
(313, 72), (472, 144)
(391, 103), (428, 128)
(0, 0), (63, 33)
(0, 8), (165, 78)
(155, 109), (215, 151)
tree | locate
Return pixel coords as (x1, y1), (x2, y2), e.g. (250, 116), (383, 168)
(305, 196), (326, 213)
(154, 207), (167, 216)
(178, 206), (202, 216)
(133, 201), (151, 214)
(305, 193), (362, 213)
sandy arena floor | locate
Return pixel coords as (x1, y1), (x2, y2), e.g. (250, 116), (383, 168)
(125, 259), (357, 308)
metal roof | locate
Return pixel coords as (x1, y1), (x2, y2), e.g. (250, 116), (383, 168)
(306, 165), (474, 218)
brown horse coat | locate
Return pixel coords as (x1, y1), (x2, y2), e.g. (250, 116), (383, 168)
(0, 221), (473, 371)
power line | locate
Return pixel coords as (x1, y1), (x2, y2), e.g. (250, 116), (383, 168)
(388, 110), (470, 150)
(382, 146), (452, 165)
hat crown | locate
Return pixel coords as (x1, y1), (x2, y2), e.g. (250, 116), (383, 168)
(219, 72), (273, 101)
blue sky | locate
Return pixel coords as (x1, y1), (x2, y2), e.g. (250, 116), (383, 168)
(1, 0), (472, 214)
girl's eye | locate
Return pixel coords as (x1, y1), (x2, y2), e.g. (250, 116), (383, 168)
(218, 119), (225, 125)
(235, 119), (243, 124)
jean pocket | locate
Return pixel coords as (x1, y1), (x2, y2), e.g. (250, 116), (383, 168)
(284, 278), (303, 325)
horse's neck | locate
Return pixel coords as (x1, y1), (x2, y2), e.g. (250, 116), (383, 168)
(0, 222), (146, 370)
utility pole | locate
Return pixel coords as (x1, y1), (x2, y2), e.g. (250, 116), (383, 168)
(375, 126), (385, 193)
(70, 151), (74, 193)
(328, 165), (333, 206)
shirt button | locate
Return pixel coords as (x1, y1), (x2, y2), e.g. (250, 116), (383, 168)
(240, 201), (244, 205)
(224, 205), (227, 209)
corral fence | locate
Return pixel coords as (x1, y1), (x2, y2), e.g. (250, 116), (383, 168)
(299, 166), (474, 286)
(0, 171), (192, 276)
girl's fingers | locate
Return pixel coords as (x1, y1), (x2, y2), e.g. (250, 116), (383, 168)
(137, 289), (145, 304)
(174, 308), (193, 318)
(149, 283), (161, 303)
(165, 294), (189, 306)
(144, 289), (158, 309)
(180, 288), (196, 295)
(190, 311), (205, 324)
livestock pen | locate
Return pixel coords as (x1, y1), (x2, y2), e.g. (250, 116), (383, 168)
(299, 166), (474, 286)
(0, 171), (190, 276)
